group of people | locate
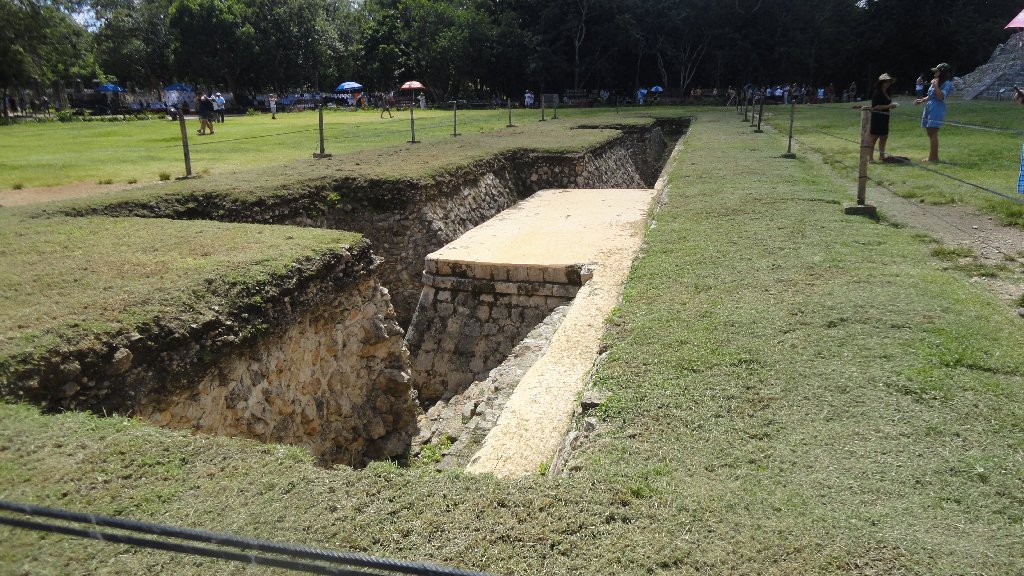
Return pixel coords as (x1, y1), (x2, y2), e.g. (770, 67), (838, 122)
(740, 83), (860, 105)
(867, 63), (954, 163)
(194, 91), (225, 135)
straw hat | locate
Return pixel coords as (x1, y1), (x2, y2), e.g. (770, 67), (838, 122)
(878, 73), (894, 82)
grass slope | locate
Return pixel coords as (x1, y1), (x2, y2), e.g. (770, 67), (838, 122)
(0, 211), (360, 372)
(1, 108), (1022, 575)
(769, 98), (1024, 225)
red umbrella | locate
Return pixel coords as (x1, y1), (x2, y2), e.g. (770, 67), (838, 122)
(400, 81), (425, 91)
(1007, 7), (1024, 28)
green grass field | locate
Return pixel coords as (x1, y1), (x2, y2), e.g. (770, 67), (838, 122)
(766, 98), (1024, 225)
(0, 212), (360, 373)
(0, 106), (655, 191)
(1, 108), (1022, 574)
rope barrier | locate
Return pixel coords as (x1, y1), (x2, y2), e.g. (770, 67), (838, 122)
(801, 126), (1024, 205)
(809, 104), (1024, 136)
(790, 131), (1022, 259)
(0, 500), (497, 576)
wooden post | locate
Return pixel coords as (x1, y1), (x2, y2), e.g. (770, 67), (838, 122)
(782, 99), (796, 158)
(507, 97), (515, 127)
(843, 107), (878, 217)
(755, 93), (765, 133)
(552, 96), (558, 120)
(857, 107), (870, 204)
(451, 100), (460, 137)
(408, 103), (419, 144)
(540, 95), (546, 121)
(312, 103), (331, 158)
(742, 89), (749, 122)
(177, 112), (192, 177)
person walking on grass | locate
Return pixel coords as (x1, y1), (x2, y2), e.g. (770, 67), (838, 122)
(868, 73), (898, 162)
(269, 93), (277, 119)
(196, 92), (215, 135)
(915, 63), (953, 163)
(381, 91), (394, 118)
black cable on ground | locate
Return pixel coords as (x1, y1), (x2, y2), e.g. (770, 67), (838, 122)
(0, 515), (364, 576)
(0, 500), (496, 576)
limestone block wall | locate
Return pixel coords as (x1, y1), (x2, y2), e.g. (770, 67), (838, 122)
(141, 277), (416, 466)
(405, 261), (589, 406)
(298, 125), (672, 326)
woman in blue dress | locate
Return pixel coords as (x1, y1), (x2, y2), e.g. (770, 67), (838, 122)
(914, 63), (953, 163)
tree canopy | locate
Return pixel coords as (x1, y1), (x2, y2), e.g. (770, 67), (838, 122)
(3, 0), (1023, 99)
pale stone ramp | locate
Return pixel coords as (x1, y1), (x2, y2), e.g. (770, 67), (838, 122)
(445, 187), (657, 478)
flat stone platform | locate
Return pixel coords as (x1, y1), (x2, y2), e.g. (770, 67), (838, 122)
(434, 187), (656, 478)
(426, 187), (655, 284)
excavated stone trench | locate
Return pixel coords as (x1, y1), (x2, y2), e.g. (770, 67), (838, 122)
(13, 118), (689, 468)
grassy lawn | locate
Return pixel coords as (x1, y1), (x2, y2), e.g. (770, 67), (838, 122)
(766, 98), (1024, 225)
(2, 108), (1022, 574)
(0, 211), (360, 376)
(0, 106), (661, 191)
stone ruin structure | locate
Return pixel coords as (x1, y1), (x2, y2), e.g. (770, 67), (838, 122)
(956, 31), (1024, 100)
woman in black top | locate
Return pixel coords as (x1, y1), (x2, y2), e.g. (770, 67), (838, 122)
(869, 73), (898, 161)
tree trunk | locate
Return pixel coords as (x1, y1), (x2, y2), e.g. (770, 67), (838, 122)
(656, 52), (668, 88)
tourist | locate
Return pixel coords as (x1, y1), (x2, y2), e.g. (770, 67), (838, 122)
(381, 91), (395, 118)
(915, 63), (954, 163)
(726, 86), (737, 106)
(214, 92), (225, 123)
(269, 93), (277, 119)
(417, 92), (426, 109)
(915, 74), (926, 97)
(196, 92), (215, 135)
(868, 73), (898, 162)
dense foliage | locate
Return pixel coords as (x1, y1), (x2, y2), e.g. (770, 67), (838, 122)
(2, 0), (1023, 99)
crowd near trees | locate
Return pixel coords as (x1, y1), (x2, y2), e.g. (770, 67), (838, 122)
(3, 0), (1023, 104)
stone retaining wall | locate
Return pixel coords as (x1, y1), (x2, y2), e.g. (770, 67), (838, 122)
(141, 276), (416, 466)
(302, 125), (669, 325)
(405, 260), (590, 406)
(3, 242), (417, 467)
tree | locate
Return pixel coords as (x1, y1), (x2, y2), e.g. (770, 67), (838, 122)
(167, 0), (254, 91)
(1, 0), (99, 91)
(94, 0), (174, 89)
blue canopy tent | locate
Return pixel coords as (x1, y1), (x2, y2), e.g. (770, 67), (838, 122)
(95, 83), (125, 93)
(335, 81), (363, 92)
(649, 85), (664, 93)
